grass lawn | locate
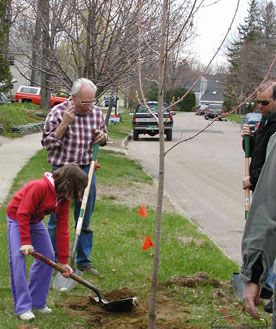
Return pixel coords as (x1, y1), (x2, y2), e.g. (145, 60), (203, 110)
(225, 113), (244, 124)
(0, 117), (269, 328)
(107, 112), (133, 140)
(0, 103), (47, 137)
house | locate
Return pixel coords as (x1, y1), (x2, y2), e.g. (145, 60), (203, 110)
(184, 76), (224, 109)
(199, 77), (224, 107)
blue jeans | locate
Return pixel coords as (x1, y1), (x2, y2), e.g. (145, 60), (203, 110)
(266, 262), (276, 291)
(48, 164), (96, 269)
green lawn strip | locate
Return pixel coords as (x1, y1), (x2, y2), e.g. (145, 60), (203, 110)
(225, 113), (244, 124)
(1, 146), (263, 329)
(0, 103), (47, 137)
(107, 112), (132, 140)
(97, 149), (153, 186)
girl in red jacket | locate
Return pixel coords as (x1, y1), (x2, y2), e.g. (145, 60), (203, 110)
(6, 163), (88, 321)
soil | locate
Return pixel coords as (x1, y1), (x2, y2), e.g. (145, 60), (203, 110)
(58, 286), (200, 329)
(97, 182), (175, 213)
(92, 142), (225, 328)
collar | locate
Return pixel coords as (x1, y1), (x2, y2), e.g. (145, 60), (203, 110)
(44, 172), (55, 187)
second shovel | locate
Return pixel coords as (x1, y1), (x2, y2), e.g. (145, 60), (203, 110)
(53, 143), (100, 291)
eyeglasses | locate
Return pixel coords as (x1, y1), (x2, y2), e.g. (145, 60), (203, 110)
(256, 100), (272, 106)
(79, 99), (96, 106)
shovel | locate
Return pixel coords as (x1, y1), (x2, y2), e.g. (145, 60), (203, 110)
(232, 136), (251, 297)
(31, 250), (138, 312)
(53, 143), (100, 291)
(244, 135), (250, 220)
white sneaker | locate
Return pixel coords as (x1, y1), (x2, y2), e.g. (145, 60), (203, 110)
(19, 310), (35, 321)
(37, 305), (52, 314)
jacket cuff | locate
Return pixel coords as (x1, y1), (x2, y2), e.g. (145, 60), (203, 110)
(240, 249), (269, 286)
(57, 256), (69, 264)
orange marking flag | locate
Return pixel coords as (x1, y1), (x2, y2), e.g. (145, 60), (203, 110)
(143, 235), (154, 250)
(138, 204), (147, 218)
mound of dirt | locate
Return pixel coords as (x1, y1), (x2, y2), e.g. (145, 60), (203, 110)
(166, 272), (223, 288)
(61, 287), (200, 329)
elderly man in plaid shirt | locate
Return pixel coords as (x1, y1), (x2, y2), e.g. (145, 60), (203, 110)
(41, 78), (108, 276)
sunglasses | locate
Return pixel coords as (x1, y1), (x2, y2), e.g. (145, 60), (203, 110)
(256, 100), (271, 106)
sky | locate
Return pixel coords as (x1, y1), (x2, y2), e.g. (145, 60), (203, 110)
(193, 0), (249, 66)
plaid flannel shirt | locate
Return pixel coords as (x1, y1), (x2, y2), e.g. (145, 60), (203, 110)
(41, 99), (107, 165)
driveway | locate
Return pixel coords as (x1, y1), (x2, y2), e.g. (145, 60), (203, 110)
(127, 112), (246, 265)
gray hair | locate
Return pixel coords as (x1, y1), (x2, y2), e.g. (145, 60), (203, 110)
(71, 78), (97, 96)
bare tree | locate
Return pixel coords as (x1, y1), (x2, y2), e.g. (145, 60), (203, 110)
(9, 0), (165, 97)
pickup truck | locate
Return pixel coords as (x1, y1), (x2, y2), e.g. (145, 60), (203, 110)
(132, 101), (173, 141)
(15, 86), (67, 107)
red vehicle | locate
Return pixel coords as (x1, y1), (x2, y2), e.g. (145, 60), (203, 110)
(15, 86), (67, 107)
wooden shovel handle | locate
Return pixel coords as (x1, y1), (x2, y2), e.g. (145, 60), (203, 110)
(244, 136), (250, 220)
(31, 250), (105, 301)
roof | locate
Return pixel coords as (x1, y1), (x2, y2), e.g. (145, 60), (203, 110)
(183, 79), (201, 93)
(200, 79), (224, 103)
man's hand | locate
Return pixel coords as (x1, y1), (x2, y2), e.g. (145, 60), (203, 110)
(243, 282), (260, 319)
(241, 124), (251, 138)
(56, 105), (76, 139)
(242, 176), (252, 189)
(94, 129), (107, 145)
(59, 263), (73, 278)
(20, 244), (34, 255)
(62, 105), (76, 126)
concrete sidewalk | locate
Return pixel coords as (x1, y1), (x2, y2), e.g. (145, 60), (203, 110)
(0, 133), (43, 205)
(0, 133), (128, 206)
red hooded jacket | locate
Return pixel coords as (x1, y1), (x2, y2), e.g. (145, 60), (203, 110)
(6, 173), (70, 264)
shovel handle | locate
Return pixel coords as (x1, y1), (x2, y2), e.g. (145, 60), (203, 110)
(75, 144), (99, 236)
(244, 136), (250, 220)
(71, 144), (100, 266)
(31, 250), (105, 301)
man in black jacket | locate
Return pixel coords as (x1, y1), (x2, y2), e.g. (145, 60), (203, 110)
(241, 79), (276, 313)
(241, 80), (276, 191)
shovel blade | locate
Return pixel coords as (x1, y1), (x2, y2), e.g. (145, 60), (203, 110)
(93, 296), (138, 313)
(52, 269), (83, 291)
(232, 272), (244, 300)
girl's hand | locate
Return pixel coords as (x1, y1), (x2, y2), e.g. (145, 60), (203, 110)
(59, 263), (73, 278)
(20, 244), (34, 255)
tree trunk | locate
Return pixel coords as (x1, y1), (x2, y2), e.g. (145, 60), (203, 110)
(40, 0), (51, 109)
(31, 0), (42, 85)
(148, 0), (168, 328)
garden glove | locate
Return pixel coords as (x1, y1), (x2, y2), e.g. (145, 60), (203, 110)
(20, 244), (34, 255)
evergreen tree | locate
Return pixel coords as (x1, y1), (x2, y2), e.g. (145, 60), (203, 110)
(224, 0), (263, 112)
(238, 0), (261, 42)
(259, 1), (276, 76)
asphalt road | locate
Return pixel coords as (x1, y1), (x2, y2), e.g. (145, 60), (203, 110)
(127, 112), (246, 265)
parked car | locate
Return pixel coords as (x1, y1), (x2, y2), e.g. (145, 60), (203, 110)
(132, 101), (173, 141)
(15, 86), (67, 107)
(241, 112), (262, 132)
(204, 104), (224, 120)
(196, 104), (208, 116)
